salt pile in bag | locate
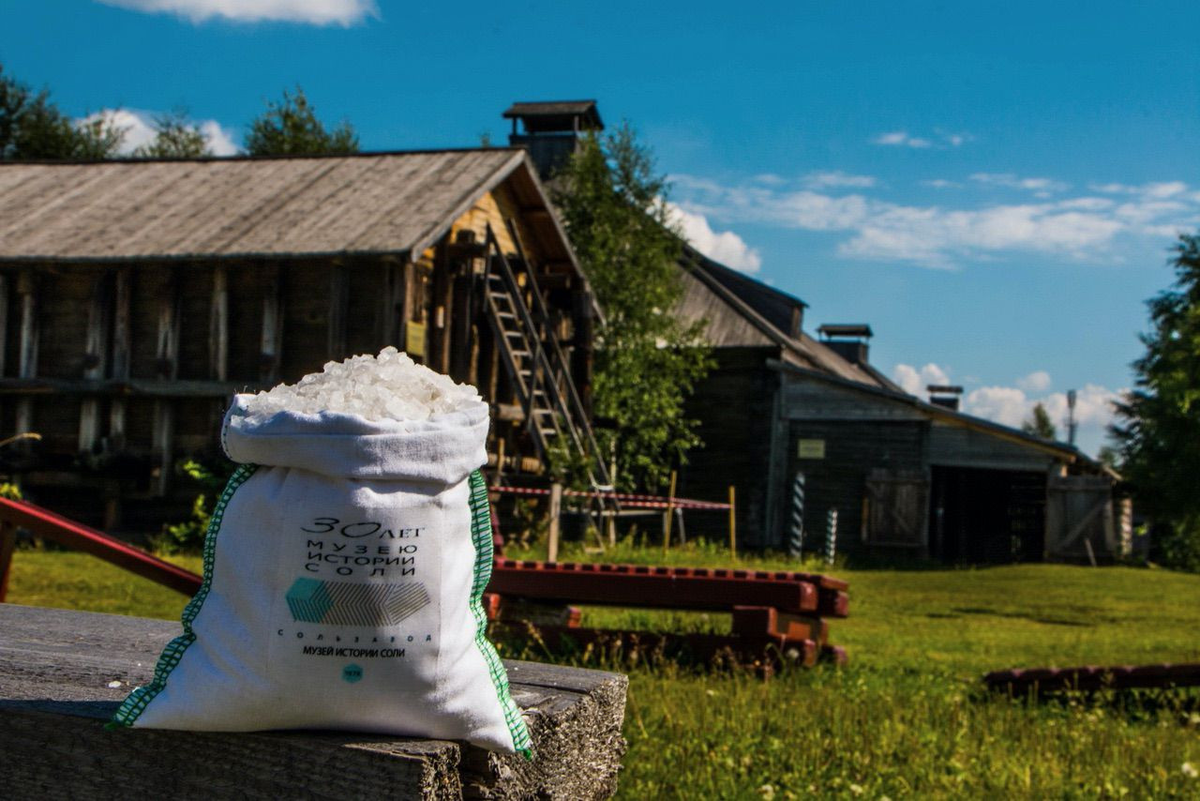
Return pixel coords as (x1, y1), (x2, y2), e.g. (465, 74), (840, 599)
(112, 348), (531, 754)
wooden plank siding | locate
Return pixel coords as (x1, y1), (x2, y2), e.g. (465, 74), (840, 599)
(0, 161), (594, 534)
(678, 347), (782, 549)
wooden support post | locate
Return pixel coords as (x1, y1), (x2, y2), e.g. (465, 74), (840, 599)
(152, 270), (180, 497)
(0, 521), (16, 603)
(449, 270), (473, 382)
(259, 263), (282, 384)
(663, 470), (677, 554)
(109, 267), (132, 450)
(547, 482), (563, 564)
(78, 271), (112, 453)
(0, 273), (8, 378)
(15, 269), (39, 439)
(209, 264), (228, 381)
(327, 263), (348, 360)
(729, 485), (737, 561)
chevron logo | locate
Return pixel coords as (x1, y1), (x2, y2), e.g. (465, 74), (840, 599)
(285, 577), (431, 627)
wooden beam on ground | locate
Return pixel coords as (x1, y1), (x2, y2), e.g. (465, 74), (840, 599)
(0, 605), (629, 800)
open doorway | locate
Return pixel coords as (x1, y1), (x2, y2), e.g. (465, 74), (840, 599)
(929, 466), (1045, 563)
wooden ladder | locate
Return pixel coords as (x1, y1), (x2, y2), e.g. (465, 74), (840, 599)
(481, 224), (617, 526)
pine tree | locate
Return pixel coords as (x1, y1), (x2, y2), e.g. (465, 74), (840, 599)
(0, 64), (123, 160)
(244, 87), (358, 156)
(1111, 233), (1200, 571)
(1021, 402), (1057, 440)
(133, 110), (210, 158)
(555, 124), (712, 491)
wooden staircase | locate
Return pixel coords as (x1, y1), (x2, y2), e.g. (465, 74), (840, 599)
(481, 224), (615, 516)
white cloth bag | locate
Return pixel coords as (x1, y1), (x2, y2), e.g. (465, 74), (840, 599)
(112, 395), (531, 754)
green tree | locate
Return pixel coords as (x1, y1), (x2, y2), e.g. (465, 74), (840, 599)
(244, 87), (358, 156)
(1021, 402), (1057, 440)
(0, 64), (123, 160)
(133, 110), (211, 158)
(555, 124), (712, 492)
(1111, 233), (1200, 571)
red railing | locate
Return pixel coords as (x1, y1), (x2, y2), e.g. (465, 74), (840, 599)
(0, 496), (202, 602)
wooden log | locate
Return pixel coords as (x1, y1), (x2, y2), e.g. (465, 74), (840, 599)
(730, 606), (829, 644)
(984, 662), (1200, 693)
(489, 560), (818, 614)
(547, 482), (563, 564)
(0, 604), (628, 800)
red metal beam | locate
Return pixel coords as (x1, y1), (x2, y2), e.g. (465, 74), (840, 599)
(0, 497), (201, 599)
(488, 559), (819, 614)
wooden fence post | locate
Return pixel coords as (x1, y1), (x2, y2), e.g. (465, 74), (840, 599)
(547, 483), (563, 564)
(0, 521), (17, 603)
(728, 485), (737, 561)
(662, 470), (677, 554)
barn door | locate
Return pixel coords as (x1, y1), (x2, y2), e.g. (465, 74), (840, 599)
(1045, 476), (1115, 562)
(864, 469), (929, 553)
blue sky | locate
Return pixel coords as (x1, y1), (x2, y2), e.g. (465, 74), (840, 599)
(4, 0), (1199, 455)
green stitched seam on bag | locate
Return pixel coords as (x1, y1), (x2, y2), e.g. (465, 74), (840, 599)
(467, 470), (533, 757)
(108, 463), (259, 729)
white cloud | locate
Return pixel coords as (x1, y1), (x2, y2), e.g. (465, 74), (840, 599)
(672, 171), (1199, 269)
(97, 0), (377, 25)
(669, 203), (762, 274)
(81, 109), (239, 156)
(1016, 370), (1051, 393)
(892, 363), (953, 396)
(874, 131), (932, 149)
(970, 173), (1070, 194)
(873, 130), (968, 149)
(963, 383), (1122, 436)
(923, 179), (962, 189)
(802, 171), (876, 189)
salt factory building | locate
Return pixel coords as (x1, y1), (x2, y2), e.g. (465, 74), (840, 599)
(0, 149), (601, 529)
(507, 99), (1122, 564)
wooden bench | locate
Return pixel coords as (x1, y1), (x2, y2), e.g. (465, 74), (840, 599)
(0, 604), (628, 800)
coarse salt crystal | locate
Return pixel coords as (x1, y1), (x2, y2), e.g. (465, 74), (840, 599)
(241, 347), (480, 423)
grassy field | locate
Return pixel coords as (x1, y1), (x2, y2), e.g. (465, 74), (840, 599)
(7, 544), (1200, 799)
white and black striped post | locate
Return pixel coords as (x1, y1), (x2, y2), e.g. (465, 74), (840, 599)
(788, 472), (805, 558)
(825, 508), (838, 566)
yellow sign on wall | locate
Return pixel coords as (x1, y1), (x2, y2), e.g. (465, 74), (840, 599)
(797, 439), (826, 459)
(405, 321), (427, 358)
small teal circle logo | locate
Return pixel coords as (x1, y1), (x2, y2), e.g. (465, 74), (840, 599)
(342, 664), (363, 684)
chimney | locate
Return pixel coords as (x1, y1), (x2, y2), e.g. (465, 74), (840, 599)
(502, 100), (604, 181)
(927, 385), (964, 411)
(817, 324), (873, 366)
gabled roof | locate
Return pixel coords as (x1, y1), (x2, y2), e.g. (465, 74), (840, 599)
(0, 149), (539, 262)
(503, 101), (603, 132)
(678, 244), (897, 388)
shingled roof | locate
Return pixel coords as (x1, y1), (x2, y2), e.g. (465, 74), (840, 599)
(0, 149), (531, 262)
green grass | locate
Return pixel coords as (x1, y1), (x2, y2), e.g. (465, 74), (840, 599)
(7, 543), (1200, 799)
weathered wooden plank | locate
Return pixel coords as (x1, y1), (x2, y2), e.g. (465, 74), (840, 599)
(0, 377), (266, 397)
(152, 269), (180, 496)
(108, 267), (132, 450)
(0, 272), (8, 378)
(327, 262), (348, 360)
(78, 271), (112, 452)
(209, 264), (228, 381)
(0, 604), (627, 801)
(14, 268), (39, 438)
(259, 262), (282, 384)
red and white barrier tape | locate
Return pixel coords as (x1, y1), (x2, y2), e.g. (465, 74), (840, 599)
(487, 484), (731, 511)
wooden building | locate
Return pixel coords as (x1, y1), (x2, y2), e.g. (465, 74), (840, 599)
(0, 149), (604, 530)
(673, 246), (1120, 564)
